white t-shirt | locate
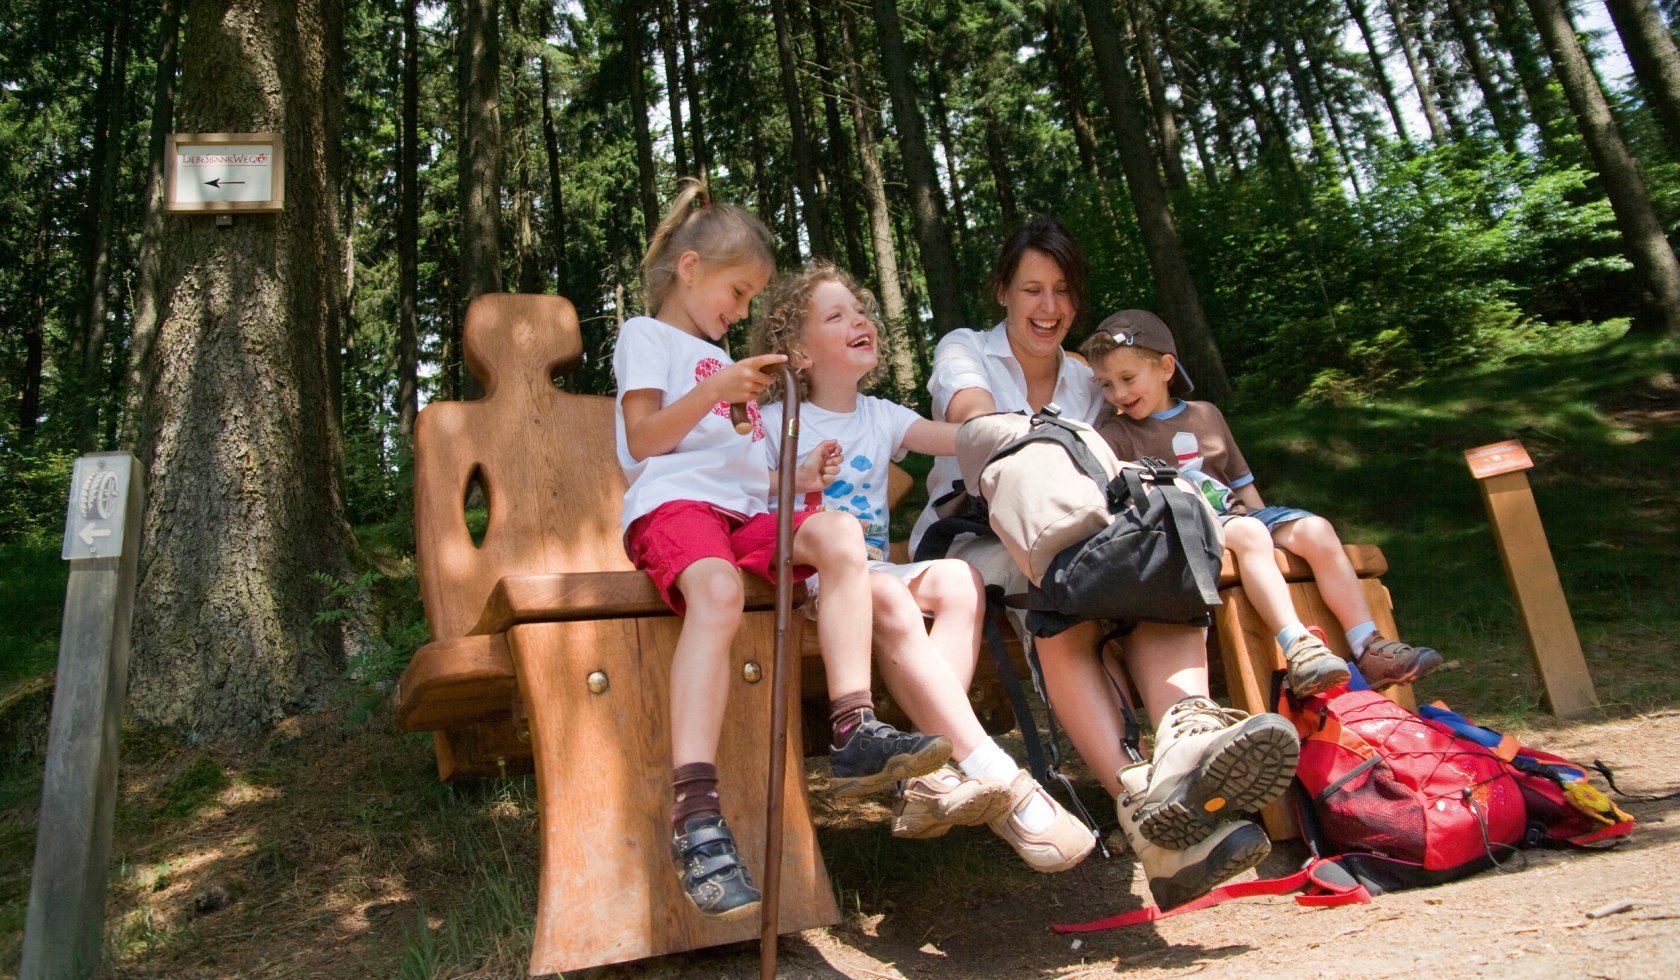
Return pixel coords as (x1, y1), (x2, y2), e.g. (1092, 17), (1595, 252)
(760, 395), (923, 561)
(613, 315), (770, 531)
(909, 323), (1104, 553)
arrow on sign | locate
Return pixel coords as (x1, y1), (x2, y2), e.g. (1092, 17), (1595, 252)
(205, 179), (246, 188)
(77, 525), (112, 546)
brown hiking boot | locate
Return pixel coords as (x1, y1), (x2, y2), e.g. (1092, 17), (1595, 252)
(1284, 628), (1351, 697)
(1356, 633), (1444, 688)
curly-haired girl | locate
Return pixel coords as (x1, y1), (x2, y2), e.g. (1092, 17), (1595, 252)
(752, 261), (1094, 873)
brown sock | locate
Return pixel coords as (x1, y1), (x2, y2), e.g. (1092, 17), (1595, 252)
(671, 762), (721, 828)
(828, 690), (875, 747)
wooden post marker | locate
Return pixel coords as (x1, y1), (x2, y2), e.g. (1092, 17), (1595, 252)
(22, 453), (145, 979)
(1464, 440), (1597, 718)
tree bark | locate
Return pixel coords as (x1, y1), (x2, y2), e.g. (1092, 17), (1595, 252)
(811, 0), (870, 278)
(1528, 0), (1680, 334)
(1445, 0), (1520, 152)
(75, 1), (133, 452)
(620, 0), (659, 243)
(1347, 0), (1413, 145)
(130, 0), (360, 732)
(870, 0), (964, 338)
(459, 0), (504, 320)
(1078, 0), (1232, 401)
(1387, 0), (1450, 145)
(398, 0), (419, 440)
(119, 0), (182, 449)
(1605, 0), (1680, 159)
(657, 0), (688, 176)
(1126, 0), (1189, 191)
(838, 3), (912, 392)
(677, 0), (709, 179)
(981, 102), (1020, 231)
(1489, 0), (1568, 150)
(770, 0), (831, 258)
(1412, 0), (1470, 140)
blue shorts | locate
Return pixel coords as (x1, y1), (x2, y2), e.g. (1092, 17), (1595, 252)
(1221, 505), (1315, 530)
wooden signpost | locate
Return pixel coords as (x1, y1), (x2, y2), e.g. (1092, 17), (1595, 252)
(22, 453), (145, 980)
(1464, 439), (1598, 718)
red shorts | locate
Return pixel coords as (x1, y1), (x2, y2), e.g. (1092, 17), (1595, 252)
(625, 500), (815, 615)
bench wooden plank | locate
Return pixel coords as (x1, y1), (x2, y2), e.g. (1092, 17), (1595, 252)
(471, 571), (793, 635)
(1216, 542), (1387, 588)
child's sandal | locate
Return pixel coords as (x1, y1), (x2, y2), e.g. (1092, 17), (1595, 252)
(670, 815), (761, 920)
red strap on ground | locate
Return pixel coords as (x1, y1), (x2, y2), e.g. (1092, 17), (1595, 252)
(1050, 859), (1371, 934)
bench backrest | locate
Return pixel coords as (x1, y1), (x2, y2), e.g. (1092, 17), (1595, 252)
(413, 294), (634, 641)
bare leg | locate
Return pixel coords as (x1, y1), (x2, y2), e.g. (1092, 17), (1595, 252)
(792, 511), (874, 697)
(1035, 621), (1133, 797)
(1226, 516), (1303, 634)
(871, 571), (989, 758)
(1119, 621), (1212, 728)
(907, 559), (986, 689)
(668, 558), (744, 767)
(1270, 516), (1370, 632)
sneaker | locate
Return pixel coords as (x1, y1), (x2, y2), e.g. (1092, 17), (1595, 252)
(986, 770), (1095, 873)
(1283, 628), (1350, 697)
(828, 710), (952, 798)
(1356, 634), (1444, 688)
(1117, 763), (1271, 910)
(891, 765), (1012, 839)
(670, 815), (760, 921)
(1136, 696), (1299, 850)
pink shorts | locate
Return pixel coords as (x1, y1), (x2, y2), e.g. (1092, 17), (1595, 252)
(625, 500), (815, 615)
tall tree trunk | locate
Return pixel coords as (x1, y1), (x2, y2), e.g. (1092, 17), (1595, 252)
(19, 176), (50, 443)
(1303, 35), (1366, 199)
(1528, 0), (1680, 334)
(1268, 0), (1330, 167)
(621, 0), (659, 243)
(657, 0), (688, 176)
(459, 0), (504, 398)
(537, 2), (568, 299)
(927, 73), (969, 255)
(677, 0), (709, 178)
(770, 0), (830, 258)
(398, 0), (419, 440)
(1445, 0), (1520, 152)
(1388, 0), (1451, 145)
(811, 0), (869, 277)
(1347, 0), (1413, 145)
(76, 2), (134, 452)
(981, 102), (1020, 230)
(130, 0), (359, 732)
(1605, 0), (1680, 159)
(870, 0), (964, 337)
(1490, 0), (1568, 150)
(1412, 0), (1470, 140)
(1044, 5), (1123, 226)
(120, 0), (182, 448)
(1126, 0), (1189, 190)
(838, 3), (911, 392)
(1077, 0), (1232, 401)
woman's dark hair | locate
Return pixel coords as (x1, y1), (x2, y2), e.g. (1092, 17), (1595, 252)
(988, 215), (1088, 325)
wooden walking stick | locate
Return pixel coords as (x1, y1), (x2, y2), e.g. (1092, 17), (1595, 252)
(759, 363), (800, 980)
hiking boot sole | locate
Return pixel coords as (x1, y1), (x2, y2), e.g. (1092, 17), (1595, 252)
(1138, 721), (1299, 849)
(1289, 659), (1351, 698)
(828, 738), (953, 798)
(1148, 822), (1272, 911)
(690, 897), (761, 923)
(892, 780), (1012, 839)
(1360, 648), (1445, 689)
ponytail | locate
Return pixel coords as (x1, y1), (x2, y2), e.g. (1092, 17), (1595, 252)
(641, 177), (776, 313)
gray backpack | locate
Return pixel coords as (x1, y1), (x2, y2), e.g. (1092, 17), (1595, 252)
(919, 407), (1223, 637)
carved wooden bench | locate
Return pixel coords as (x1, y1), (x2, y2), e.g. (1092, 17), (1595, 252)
(393, 295), (837, 975)
(1212, 542), (1414, 839)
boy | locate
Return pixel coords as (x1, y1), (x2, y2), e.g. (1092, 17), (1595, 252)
(1079, 310), (1442, 695)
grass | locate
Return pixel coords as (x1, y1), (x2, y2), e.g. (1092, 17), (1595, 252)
(0, 323), (1675, 975)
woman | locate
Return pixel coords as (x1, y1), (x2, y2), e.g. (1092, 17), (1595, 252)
(908, 216), (1298, 911)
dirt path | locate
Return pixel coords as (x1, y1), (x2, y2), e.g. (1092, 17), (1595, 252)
(599, 711), (1680, 979)
(54, 709), (1679, 979)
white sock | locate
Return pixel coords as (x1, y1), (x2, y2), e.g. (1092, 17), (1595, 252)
(1346, 621), (1378, 657)
(958, 738), (1055, 833)
(1276, 621), (1311, 650)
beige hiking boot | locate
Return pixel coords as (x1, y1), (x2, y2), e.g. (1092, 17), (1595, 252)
(891, 765), (1012, 839)
(1137, 696), (1299, 849)
(1283, 628), (1350, 697)
(1117, 763), (1271, 910)
(985, 770), (1095, 873)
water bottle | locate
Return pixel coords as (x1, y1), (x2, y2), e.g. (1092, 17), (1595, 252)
(1171, 431), (1234, 513)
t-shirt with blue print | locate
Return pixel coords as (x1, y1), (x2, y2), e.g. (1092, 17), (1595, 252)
(760, 395), (923, 561)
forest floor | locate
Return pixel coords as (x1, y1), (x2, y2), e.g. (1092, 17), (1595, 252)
(2, 701), (1677, 979)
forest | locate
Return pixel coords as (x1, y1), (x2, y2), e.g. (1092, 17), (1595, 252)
(3, 0), (1680, 732)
